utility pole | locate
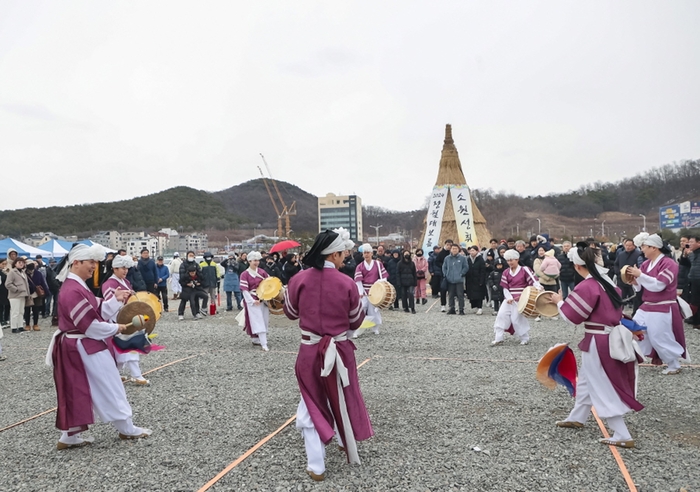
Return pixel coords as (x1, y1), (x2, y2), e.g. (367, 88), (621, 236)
(639, 214), (646, 232)
(536, 218), (541, 234)
(370, 224), (383, 246)
(601, 220), (606, 238)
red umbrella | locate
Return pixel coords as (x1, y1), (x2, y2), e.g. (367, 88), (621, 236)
(269, 240), (301, 253)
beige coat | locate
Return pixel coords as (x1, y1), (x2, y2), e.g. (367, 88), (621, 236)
(6, 268), (30, 299)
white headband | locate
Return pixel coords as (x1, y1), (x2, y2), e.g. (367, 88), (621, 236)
(569, 247), (615, 286)
(321, 228), (355, 255)
(633, 232), (662, 249)
(57, 244), (106, 282)
(248, 251), (262, 261)
(360, 243), (372, 253)
(112, 255), (134, 269)
(503, 249), (520, 261)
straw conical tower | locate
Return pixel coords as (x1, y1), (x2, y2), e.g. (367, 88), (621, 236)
(420, 124), (491, 249)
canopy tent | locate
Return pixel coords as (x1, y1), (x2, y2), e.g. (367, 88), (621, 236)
(78, 239), (117, 253)
(37, 239), (74, 258)
(0, 238), (48, 259)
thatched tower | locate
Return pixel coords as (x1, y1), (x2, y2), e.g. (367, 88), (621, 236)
(420, 124), (491, 250)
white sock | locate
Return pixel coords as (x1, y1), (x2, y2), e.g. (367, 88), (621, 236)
(606, 416), (632, 441)
(258, 331), (268, 348)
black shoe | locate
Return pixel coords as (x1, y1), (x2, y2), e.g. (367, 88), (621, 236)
(411, 309), (416, 314)
(403, 308), (409, 313)
(446, 309), (456, 315)
(388, 306), (394, 311)
(422, 298), (427, 305)
(459, 310), (465, 315)
(226, 308), (233, 311)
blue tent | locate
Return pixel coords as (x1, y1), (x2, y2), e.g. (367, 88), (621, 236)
(0, 238), (47, 259)
(37, 239), (74, 258)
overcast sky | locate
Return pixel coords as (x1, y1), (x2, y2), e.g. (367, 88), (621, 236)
(1, 1), (699, 212)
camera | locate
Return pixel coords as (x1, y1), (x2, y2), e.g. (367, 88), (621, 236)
(686, 244), (691, 248)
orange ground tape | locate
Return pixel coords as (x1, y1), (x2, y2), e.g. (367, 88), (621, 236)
(425, 299), (439, 313)
(591, 407), (638, 492)
(197, 357), (373, 492)
(0, 354), (200, 434)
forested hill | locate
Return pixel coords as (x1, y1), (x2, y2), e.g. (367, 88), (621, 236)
(0, 160), (697, 239)
(0, 187), (241, 237)
(213, 179), (319, 233)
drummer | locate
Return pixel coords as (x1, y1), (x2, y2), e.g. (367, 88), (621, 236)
(353, 243), (389, 337)
(491, 249), (542, 346)
(102, 255), (150, 385)
(240, 251), (271, 351)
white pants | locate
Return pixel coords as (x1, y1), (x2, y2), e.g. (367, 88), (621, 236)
(116, 352), (143, 379)
(77, 342), (133, 424)
(566, 339), (634, 440)
(633, 309), (684, 370)
(493, 301), (530, 342)
(171, 274), (181, 295)
(296, 398), (344, 475)
(9, 297), (26, 329)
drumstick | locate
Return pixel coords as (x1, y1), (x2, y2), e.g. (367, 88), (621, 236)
(123, 315), (149, 330)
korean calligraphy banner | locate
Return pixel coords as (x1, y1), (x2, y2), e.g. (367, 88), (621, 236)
(422, 186), (448, 251)
(450, 185), (478, 247)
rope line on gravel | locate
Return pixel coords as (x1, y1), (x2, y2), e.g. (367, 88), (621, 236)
(0, 353), (201, 434)
(591, 407), (638, 492)
(197, 357), (373, 492)
(425, 299), (439, 313)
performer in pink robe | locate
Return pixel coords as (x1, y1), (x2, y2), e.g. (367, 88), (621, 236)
(353, 243), (389, 336)
(239, 251), (271, 351)
(492, 249), (541, 346)
(47, 244), (151, 449)
(627, 233), (688, 374)
(102, 254), (150, 385)
(551, 243), (643, 448)
(284, 228), (372, 481)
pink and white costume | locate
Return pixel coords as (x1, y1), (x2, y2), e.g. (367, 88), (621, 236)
(493, 266), (540, 343)
(240, 267), (270, 348)
(102, 275), (145, 382)
(284, 261), (372, 476)
(47, 273), (147, 445)
(632, 255), (688, 371)
(557, 277), (643, 441)
(353, 259), (388, 334)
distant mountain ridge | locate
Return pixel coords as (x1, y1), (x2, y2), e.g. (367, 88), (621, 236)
(0, 159), (698, 239)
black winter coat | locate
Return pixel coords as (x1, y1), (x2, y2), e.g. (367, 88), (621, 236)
(385, 257), (401, 287)
(340, 256), (357, 278)
(0, 270), (8, 306)
(487, 269), (504, 302)
(465, 255), (486, 300)
(262, 260), (284, 280)
(557, 251), (575, 283)
(397, 258), (417, 287)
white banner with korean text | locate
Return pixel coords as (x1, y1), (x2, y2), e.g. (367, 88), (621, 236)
(450, 185), (479, 247)
(422, 186), (448, 252)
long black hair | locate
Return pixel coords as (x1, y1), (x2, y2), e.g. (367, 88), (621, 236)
(578, 245), (622, 309)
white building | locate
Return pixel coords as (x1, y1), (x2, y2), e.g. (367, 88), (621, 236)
(92, 231), (122, 250)
(318, 193), (363, 242)
(177, 234), (209, 254)
(125, 236), (159, 258)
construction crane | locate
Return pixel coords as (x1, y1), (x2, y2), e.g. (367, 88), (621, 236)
(258, 153), (297, 238)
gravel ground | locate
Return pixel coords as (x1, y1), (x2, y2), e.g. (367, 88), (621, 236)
(0, 299), (697, 492)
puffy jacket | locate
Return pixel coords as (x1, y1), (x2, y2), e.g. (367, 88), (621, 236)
(199, 259), (219, 289)
(138, 258), (158, 287)
(156, 264), (170, 287)
(465, 255), (486, 299)
(442, 254), (469, 284)
(397, 257), (417, 287)
(127, 267), (147, 292)
(557, 251), (575, 283)
(688, 250), (700, 282)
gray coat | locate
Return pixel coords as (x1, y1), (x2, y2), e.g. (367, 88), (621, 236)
(442, 254), (469, 284)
